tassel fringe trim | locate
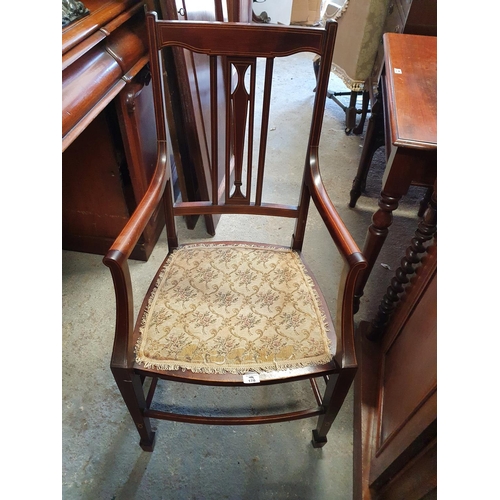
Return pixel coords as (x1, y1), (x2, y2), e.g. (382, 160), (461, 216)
(330, 63), (366, 91)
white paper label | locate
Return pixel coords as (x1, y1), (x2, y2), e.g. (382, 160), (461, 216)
(243, 372), (260, 384)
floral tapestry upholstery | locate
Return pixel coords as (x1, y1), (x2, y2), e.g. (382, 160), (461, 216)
(135, 243), (335, 374)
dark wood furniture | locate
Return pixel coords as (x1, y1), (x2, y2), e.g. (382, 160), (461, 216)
(62, 0), (165, 261)
(351, 33), (437, 311)
(353, 239), (437, 499)
(370, 0), (437, 87)
(103, 14), (367, 451)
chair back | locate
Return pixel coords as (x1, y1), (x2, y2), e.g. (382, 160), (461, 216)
(146, 13), (338, 249)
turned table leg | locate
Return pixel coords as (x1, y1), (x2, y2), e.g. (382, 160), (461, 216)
(353, 90), (370, 135)
(368, 184), (437, 340)
(353, 190), (401, 314)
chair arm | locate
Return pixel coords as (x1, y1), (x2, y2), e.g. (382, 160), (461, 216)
(105, 141), (169, 262)
(306, 146), (367, 368)
(307, 146), (363, 262)
(103, 141), (168, 369)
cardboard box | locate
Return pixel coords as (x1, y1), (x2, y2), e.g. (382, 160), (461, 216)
(290, 0), (324, 25)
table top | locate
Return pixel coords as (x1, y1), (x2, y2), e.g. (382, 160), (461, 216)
(383, 33), (437, 150)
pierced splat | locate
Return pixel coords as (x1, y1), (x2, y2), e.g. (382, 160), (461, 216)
(225, 57), (256, 204)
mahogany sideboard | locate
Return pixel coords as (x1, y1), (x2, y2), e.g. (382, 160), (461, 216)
(62, 0), (164, 261)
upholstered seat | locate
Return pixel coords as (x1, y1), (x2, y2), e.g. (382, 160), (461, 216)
(135, 243), (335, 374)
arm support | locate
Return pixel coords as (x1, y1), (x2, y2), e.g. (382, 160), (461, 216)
(307, 147), (367, 368)
(103, 141), (168, 368)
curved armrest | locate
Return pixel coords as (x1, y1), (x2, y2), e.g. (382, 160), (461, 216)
(307, 147), (367, 368)
(103, 141), (168, 369)
(307, 147), (362, 261)
(105, 141), (169, 263)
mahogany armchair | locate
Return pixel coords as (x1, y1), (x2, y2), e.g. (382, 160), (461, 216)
(103, 12), (366, 451)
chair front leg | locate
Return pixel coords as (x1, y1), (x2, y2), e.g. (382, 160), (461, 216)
(312, 368), (356, 448)
(112, 367), (156, 451)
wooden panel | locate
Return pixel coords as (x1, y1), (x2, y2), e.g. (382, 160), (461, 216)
(353, 322), (382, 500)
(158, 0), (221, 234)
(380, 275), (437, 443)
(353, 242), (437, 498)
(377, 439), (437, 500)
(62, 106), (131, 246)
(178, 0), (226, 224)
(115, 75), (157, 203)
(404, 0), (437, 36)
(369, 264), (437, 489)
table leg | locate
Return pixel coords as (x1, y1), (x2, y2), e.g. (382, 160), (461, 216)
(417, 186), (433, 217)
(344, 91), (359, 134)
(368, 184), (437, 339)
(349, 92), (385, 208)
(353, 190), (401, 314)
(353, 90), (370, 135)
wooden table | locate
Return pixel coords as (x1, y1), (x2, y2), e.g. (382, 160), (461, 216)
(352, 33), (437, 311)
